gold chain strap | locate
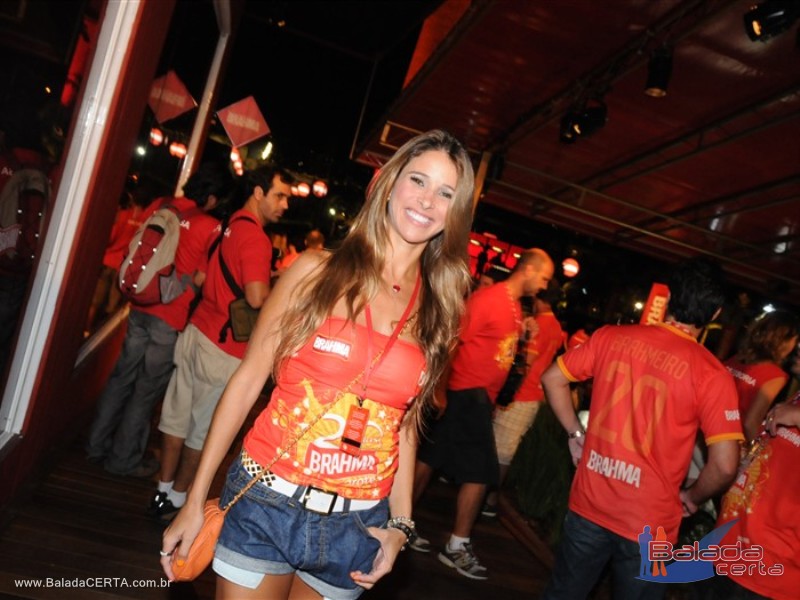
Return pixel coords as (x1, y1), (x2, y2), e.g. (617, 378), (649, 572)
(221, 346), (389, 512)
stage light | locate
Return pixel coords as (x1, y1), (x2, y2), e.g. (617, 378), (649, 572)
(559, 112), (580, 144)
(312, 180), (328, 198)
(149, 127), (164, 146)
(297, 182), (311, 197)
(169, 141), (187, 158)
(559, 101), (607, 143)
(562, 258), (580, 277)
(744, 0), (800, 42)
(644, 47), (673, 97)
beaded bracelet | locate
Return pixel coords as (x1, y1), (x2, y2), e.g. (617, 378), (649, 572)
(386, 516), (417, 549)
(386, 516), (416, 529)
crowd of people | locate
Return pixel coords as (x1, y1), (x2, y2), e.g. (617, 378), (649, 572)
(75, 128), (800, 600)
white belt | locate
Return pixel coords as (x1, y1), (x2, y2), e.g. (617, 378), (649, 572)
(241, 450), (380, 514)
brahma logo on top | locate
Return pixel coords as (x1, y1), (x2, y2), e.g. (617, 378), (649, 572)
(217, 96), (270, 148)
(148, 70), (196, 124)
(636, 520), (784, 584)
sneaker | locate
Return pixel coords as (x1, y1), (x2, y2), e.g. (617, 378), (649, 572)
(481, 502), (498, 518)
(146, 491), (180, 522)
(408, 534), (432, 553)
(438, 543), (488, 580)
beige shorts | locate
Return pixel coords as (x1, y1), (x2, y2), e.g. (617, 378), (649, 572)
(158, 323), (241, 449)
(493, 400), (542, 465)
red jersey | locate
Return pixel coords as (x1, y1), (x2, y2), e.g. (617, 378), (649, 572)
(568, 328), (590, 350)
(103, 205), (144, 269)
(558, 322), (743, 543)
(190, 209), (271, 359)
(448, 282), (520, 402)
(724, 358), (787, 417)
(134, 197), (218, 331)
(244, 316), (426, 499)
(515, 311), (563, 402)
(718, 393), (800, 600)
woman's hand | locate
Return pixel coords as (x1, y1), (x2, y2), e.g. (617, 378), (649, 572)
(766, 403), (800, 436)
(159, 501), (205, 581)
(350, 526), (407, 589)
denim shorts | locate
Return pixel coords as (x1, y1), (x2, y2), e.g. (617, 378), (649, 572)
(213, 458), (387, 600)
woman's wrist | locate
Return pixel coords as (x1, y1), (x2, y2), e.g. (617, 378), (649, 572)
(386, 516), (417, 549)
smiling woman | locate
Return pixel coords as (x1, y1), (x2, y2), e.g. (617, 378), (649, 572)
(160, 129), (476, 600)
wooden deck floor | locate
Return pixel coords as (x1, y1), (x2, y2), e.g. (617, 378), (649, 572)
(0, 399), (554, 599)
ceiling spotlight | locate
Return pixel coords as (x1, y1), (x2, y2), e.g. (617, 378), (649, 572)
(560, 100), (608, 143)
(559, 112), (580, 143)
(644, 47), (673, 97)
(744, 0), (800, 42)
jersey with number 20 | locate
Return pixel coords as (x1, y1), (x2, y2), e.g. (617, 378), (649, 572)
(557, 322), (743, 543)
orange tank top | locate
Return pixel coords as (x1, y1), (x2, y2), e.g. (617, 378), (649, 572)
(244, 287), (425, 499)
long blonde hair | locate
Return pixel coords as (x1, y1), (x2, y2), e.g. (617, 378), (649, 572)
(273, 130), (475, 427)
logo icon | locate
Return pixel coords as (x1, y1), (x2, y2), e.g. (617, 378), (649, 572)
(637, 520), (783, 584)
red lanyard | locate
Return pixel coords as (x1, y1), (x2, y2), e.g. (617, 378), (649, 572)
(360, 273), (422, 400)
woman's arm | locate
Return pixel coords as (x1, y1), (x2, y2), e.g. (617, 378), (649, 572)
(350, 419), (416, 589)
(743, 375), (786, 441)
(160, 252), (324, 579)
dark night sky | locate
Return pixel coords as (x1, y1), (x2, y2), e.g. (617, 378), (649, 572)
(0, 0), (783, 325)
(148, 1), (743, 324)
(157, 0), (441, 184)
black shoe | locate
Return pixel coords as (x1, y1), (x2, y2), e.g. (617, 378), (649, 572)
(481, 502), (498, 518)
(146, 491), (180, 522)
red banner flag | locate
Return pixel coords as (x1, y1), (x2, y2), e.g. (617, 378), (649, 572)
(217, 96), (270, 148)
(641, 283), (670, 325)
(148, 70), (196, 124)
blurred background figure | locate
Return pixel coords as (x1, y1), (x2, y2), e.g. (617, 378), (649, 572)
(277, 228), (325, 275)
(84, 189), (146, 336)
(713, 395), (800, 600)
(724, 310), (799, 442)
(485, 279), (563, 518)
(0, 115), (55, 379)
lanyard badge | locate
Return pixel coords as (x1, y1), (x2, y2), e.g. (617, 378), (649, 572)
(338, 273), (421, 457)
(341, 401), (370, 456)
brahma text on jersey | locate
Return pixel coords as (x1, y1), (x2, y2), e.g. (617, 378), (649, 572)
(586, 449), (641, 488)
(308, 447), (376, 476)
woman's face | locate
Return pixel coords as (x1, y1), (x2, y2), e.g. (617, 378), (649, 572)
(387, 149), (458, 247)
(778, 335), (799, 362)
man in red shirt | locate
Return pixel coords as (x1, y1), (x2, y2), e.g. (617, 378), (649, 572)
(413, 248), (554, 579)
(149, 165), (292, 521)
(540, 259), (743, 599)
(86, 164), (232, 477)
(484, 280), (564, 516)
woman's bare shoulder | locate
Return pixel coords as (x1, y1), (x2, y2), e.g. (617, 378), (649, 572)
(274, 249), (329, 290)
